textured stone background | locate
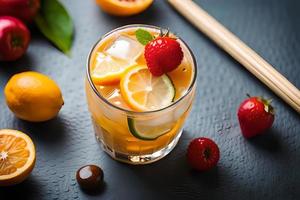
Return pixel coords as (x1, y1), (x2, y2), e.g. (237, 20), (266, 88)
(0, 0), (300, 199)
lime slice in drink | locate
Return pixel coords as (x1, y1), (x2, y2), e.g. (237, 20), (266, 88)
(128, 118), (175, 140)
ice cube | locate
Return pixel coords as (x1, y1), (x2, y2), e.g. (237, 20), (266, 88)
(105, 35), (144, 62)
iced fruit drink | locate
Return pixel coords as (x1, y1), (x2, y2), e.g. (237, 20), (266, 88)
(86, 25), (197, 164)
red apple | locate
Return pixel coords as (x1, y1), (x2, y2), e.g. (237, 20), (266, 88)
(0, 16), (30, 61)
(0, 0), (41, 22)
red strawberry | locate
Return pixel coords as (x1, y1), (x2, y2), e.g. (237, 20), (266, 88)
(144, 37), (183, 76)
(237, 96), (275, 138)
(187, 137), (220, 171)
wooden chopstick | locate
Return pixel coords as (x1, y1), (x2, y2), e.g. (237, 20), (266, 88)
(168, 0), (300, 113)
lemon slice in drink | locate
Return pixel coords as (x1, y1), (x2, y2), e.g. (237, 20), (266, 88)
(0, 129), (36, 186)
(120, 65), (175, 111)
(91, 53), (136, 85)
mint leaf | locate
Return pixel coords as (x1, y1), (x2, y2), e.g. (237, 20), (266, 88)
(135, 29), (154, 45)
(35, 0), (74, 55)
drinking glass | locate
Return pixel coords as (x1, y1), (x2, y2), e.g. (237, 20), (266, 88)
(86, 25), (197, 164)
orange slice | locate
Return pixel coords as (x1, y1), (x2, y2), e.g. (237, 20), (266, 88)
(120, 65), (175, 111)
(95, 0), (153, 16)
(91, 52), (136, 85)
(0, 129), (36, 186)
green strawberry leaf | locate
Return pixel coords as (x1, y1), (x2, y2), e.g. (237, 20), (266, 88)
(35, 0), (74, 55)
(135, 29), (154, 45)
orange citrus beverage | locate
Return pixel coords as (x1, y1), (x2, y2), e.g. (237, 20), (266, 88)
(86, 25), (197, 164)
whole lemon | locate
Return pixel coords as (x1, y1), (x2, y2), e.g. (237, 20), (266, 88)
(4, 71), (64, 122)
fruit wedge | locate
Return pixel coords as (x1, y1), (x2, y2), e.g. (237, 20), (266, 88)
(127, 110), (188, 140)
(0, 129), (36, 186)
(95, 0), (153, 16)
(91, 53), (136, 85)
(128, 118), (175, 140)
(120, 65), (175, 111)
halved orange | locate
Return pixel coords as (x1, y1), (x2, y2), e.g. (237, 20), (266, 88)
(0, 129), (36, 186)
(120, 65), (175, 111)
(95, 0), (153, 16)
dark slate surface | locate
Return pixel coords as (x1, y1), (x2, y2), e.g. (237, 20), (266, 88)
(0, 0), (300, 199)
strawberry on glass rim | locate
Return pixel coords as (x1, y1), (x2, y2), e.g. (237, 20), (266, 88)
(135, 28), (184, 76)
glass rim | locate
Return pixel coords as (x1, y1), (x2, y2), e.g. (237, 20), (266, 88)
(86, 24), (197, 115)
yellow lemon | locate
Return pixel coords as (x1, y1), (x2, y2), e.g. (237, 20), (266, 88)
(0, 129), (36, 186)
(4, 71), (64, 122)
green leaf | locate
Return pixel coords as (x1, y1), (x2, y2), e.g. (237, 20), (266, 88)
(35, 0), (74, 55)
(135, 29), (154, 45)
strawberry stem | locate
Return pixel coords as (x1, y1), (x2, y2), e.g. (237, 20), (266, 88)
(260, 97), (275, 115)
(159, 28), (170, 37)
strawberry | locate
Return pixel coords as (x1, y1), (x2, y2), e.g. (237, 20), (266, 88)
(237, 96), (275, 138)
(187, 137), (220, 171)
(144, 37), (183, 76)
(135, 28), (184, 76)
